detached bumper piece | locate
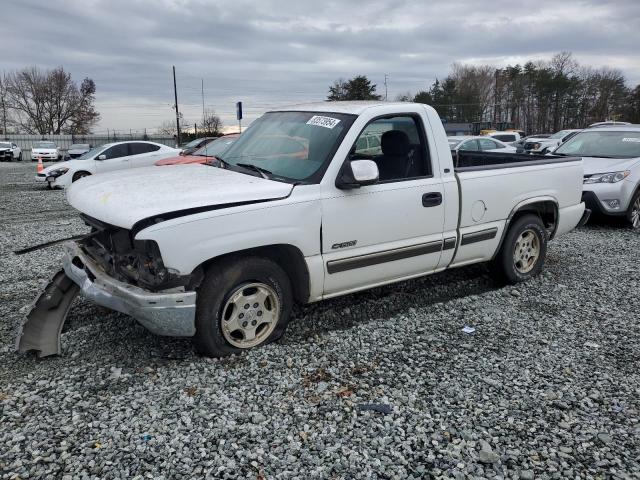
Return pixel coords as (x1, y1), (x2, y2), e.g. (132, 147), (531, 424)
(577, 208), (592, 227)
(16, 270), (80, 357)
(62, 242), (197, 337)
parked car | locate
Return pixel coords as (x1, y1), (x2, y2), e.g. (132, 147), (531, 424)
(485, 131), (522, 144)
(553, 125), (640, 228)
(0, 142), (22, 161)
(513, 134), (551, 153)
(523, 129), (581, 154)
(448, 136), (517, 154)
(179, 137), (217, 156)
(65, 143), (92, 160)
(18, 101), (588, 358)
(35, 141), (179, 189)
(156, 135), (239, 166)
(31, 141), (61, 161)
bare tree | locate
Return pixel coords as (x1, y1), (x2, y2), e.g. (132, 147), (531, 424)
(6, 66), (99, 134)
(157, 120), (178, 136)
(201, 110), (223, 135)
(0, 73), (12, 136)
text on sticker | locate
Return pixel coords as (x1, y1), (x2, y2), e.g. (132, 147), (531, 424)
(307, 116), (341, 129)
(622, 138), (640, 143)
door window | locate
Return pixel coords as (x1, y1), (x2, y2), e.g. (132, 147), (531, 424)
(130, 143), (160, 155)
(460, 140), (479, 151)
(492, 134), (516, 142)
(479, 138), (501, 150)
(103, 144), (129, 159)
(349, 115), (431, 181)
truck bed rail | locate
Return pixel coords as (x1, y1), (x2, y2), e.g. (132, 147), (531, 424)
(453, 151), (581, 172)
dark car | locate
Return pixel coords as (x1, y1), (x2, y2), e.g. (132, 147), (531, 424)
(179, 137), (217, 156)
(65, 143), (92, 160)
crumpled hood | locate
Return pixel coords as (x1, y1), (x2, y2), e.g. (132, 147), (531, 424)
(66, 164), (293, 229)
(582, 156), (640, 175)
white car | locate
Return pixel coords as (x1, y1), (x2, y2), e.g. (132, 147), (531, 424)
(18, 102), (587, 357)
(523, 129), (581, 154)
(486, 131), (522, 144)
(0, 142), (22, 161)
(31, 141), (61, 161)
(35, 141), (179, 189)
(448, 136), (517, 153)
(553, 125), (640, 228)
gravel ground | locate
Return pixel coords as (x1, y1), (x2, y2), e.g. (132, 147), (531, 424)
(1, 162), (639, 479)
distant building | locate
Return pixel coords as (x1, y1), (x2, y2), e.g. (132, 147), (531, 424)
(443, 122), (473, 136)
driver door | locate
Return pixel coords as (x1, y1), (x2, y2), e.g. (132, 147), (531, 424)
(321, 114), (445, 296)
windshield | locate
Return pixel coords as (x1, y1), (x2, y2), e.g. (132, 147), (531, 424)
(0, 142), (10, 148)
(183, 138), (207, 149)
(77, 145), (108, 160)
(549, 130), (571, 139)
(195, 136), (237, 157)
(219, 111), (355, 182)
(69, 144), (89, 149)
(555, 130), (640, 158)
(448, 139), (463, 148)
(35, 142), (56, 148)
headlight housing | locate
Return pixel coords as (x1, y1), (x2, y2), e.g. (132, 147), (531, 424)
(583, 171), (630, 184)
(48, 167), (69, 178)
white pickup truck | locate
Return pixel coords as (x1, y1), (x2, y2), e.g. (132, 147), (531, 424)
(17, 102), (589, 358)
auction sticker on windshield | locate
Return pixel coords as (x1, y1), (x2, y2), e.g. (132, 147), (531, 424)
(307, 116), (341, 129)
(622, 138), (640, 142)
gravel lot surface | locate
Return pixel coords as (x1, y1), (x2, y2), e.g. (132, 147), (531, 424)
(1, 162), (639, 479)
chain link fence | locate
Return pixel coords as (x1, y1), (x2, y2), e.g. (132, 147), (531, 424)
(2, 133), (177, 159)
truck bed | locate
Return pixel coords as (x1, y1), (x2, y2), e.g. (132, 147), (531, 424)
(453, 151), (580, 171)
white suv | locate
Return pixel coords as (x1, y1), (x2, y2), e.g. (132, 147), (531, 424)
(553, 125), (640, 228)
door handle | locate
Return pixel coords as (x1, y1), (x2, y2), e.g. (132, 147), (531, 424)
(422, 192), (442, 207)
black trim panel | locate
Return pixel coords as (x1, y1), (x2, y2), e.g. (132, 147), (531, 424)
(327, 240), (442, 274)
(460, 227), (498, 246)
(443, 237), (456, 250)
(131, 194), (292, 237)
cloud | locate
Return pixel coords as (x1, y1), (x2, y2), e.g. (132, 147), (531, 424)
(2, 0), (639, 131)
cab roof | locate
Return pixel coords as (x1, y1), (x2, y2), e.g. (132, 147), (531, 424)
(267, 101), (423, 115)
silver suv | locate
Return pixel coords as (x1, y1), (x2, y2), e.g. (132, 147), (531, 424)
(553, 125), (640, 228)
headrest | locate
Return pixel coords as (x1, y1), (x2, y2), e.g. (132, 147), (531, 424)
(381, 130), (410, 156)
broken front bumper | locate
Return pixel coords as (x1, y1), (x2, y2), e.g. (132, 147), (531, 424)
(62, 242), (197, 337)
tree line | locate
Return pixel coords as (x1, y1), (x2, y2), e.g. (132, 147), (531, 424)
(328, 52), (640, 133)
(0, 66), (99, 135)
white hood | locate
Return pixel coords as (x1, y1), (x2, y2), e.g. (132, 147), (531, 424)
(66, 165), (293, 229)
(32, 148), (58, 153)
(582, 156), (640, 176)
(42, 160), (75, 173)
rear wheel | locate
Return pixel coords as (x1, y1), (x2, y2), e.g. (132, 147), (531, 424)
(627, 190), (640, 229)
(194, 256), (293, 357)
(493, 214), (547, 284)
(72, 171), (90, 182)
(17, 153), (22, 161)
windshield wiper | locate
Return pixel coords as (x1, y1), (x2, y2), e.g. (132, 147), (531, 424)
(236, 162), (273, 179)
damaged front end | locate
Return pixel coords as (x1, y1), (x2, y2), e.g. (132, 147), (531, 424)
(16, 215), (201, 357)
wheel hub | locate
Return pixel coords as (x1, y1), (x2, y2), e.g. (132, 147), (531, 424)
(220, 282), (280, 349)
(631, 197), (640, 229)
(513, 229), (540, 274)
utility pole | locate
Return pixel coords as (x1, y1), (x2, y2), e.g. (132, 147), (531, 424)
(194, 123), (197, 136)
(384, 74), (389, 101)
(173, 66), (181, 146)
(201, 78), (205, 124)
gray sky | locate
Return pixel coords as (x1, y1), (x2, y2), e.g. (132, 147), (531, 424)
(3, 0), (640, 133)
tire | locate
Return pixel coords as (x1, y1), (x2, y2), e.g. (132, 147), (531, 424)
(18, 153), (22, 162)
(492, 214), (548, 284)
(72, 171), (90, 182)
(627, 189), (640, 229)
(194, 256), (293, 357)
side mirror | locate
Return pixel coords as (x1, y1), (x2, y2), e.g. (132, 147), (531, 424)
(336, 159), (379, 189)
(97, 154), (106, 160)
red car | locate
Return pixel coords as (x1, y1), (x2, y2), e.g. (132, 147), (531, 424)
(155, 134), (239, 166)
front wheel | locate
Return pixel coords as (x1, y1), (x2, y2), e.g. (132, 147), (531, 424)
(72, 171), (90, 182)
(493, 214), (548, 284)
(627, 190), (640, 229)
(17, 153), (22, 161)
(194, 256), (293, 357)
